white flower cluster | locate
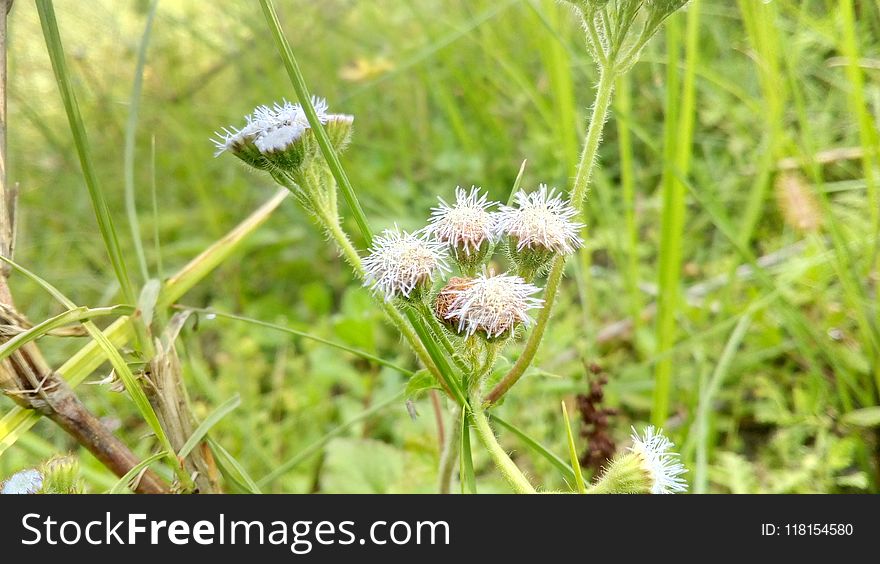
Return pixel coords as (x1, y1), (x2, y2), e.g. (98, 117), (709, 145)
(212, 97), (353, 159)
(629, 426), (688, 494)
(363, 184), (581, 338)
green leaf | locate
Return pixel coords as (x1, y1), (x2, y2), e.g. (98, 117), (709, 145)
(178, 395), (241, 459)
(405, 369), (439, 400)
(321, 438), (404, 494)
(561, 402), (586, 493)
(459, 410), (477, 494)
(842, 407), (880, 428)
(107, 451), (167, 494)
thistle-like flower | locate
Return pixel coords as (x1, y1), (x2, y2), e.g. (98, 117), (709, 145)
(443, 272), (543, 338)
(496, 184), (584, 278)
(427, 186), (498, 273)
(588, 425), (687, 494)
(212, 97), (353, 173)
(628, 425), (688, 494)
(497, 184), (584, 255)
(363, 227), (450, 301)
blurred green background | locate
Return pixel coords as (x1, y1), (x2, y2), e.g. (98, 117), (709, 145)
(2, 0), (879, 493)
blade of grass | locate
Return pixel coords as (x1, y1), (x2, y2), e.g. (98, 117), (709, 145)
(735, 0), (783, 247)
(124, 0), (160, 283)
(615, 72), (642, 329)
(653, 6), (700, 426)
(560, 401), (586, 493)
(36, 1), (137, 312)
(36, 0), (152, 357)
(178, 394), (240, 459)
(257, 390), (404, 488)
(259, 0), (372, 245)
(0, 304), (133, 363)
(177, 307), (413, 377)
(490, 413), (576, 484)
(693, 312), (752, 494)
(0, 188), (288, 455)
(149, 136), (164, 280)
(506, 159), (528, 206)
(107, 451), (168, 494)
(207, 437), (261, 494)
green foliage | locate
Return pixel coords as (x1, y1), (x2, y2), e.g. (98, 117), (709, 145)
(1, 0), (879, 493)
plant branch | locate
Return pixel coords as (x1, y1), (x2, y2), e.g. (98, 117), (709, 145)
(469, 390), (535, 494)
(486, 68), (616, 406)
(437, 405), (461, 494)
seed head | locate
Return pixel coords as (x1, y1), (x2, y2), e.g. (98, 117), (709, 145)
(496, 184), (584, 256)
(363, 227), (450, 301)
(444, 272), (543, 338)
(435, 276), (475, 325)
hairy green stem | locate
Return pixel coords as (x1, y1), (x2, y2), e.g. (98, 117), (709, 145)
(486, 69), (615, 406)
(437, 406), (461, 494)
(315, 204), (463, 404)
(469, 390), (535, 494)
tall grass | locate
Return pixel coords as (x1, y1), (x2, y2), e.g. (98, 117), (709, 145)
(2, 0), (879, 493)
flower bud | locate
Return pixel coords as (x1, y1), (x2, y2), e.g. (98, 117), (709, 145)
(434, 276), (475, 329)
(40, 455), (84, 494)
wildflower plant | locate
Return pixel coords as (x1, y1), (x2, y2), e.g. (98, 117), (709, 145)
(207, 0), (690, 495)
(0, 0), (695, 497)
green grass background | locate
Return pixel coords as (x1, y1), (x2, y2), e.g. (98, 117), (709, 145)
(2, 0), (879, 493)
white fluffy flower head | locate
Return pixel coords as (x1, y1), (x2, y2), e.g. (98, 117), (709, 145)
(1, 468), (43, 495)
(629, 426), (688, 494)
(212, 97), (351, 157)
(445, 272), (544, 337)
(496, 184), (584, 255)
(363, 227), (450, 300)
(427, 186), (497, 255)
